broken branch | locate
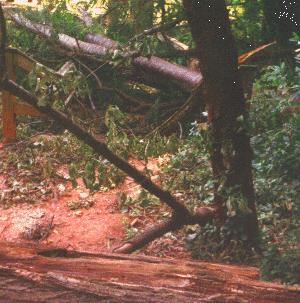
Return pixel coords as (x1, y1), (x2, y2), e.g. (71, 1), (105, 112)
(3, 78), (190, 216)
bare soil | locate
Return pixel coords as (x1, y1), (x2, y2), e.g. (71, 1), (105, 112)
(0, 142), (188, 257)
(0, 159), (128, 252)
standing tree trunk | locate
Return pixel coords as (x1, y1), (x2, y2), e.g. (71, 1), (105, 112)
(182, 0), (259, 245)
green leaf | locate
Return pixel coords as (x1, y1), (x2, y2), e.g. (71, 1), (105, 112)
(28, 70), (37, 86)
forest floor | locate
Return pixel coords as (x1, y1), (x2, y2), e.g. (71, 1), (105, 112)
(0, 140), (189, 258)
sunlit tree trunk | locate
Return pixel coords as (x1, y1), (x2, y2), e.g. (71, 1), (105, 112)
(182, 0), (259, 245)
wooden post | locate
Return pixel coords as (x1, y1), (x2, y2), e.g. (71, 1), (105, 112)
(2, 51), (17, 143)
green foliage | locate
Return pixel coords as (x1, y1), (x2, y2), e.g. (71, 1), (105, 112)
(117, 188), (169, 243)
(228, 0), (264, 53)
(168, 123), (259, 263)
(249, 59), (300, 284)
(104, 105), (181, 161)
(260, 244), (300, 285)
(117, 189), (160, 215)
(67, 199), (94, 210)
(26, 62), (91, 110)
(122, 217), (139, 241)
(170, 58), (300, 283)
(228, 0), (300, 63)
(96, 0), (184, 42)
(3, 0), (300, 285)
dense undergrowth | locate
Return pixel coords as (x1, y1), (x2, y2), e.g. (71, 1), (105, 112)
(250, 64), (300, 285)
(184, 62), (300, 285)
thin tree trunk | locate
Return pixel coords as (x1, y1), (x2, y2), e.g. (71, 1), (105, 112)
(182, 0), (259, 243)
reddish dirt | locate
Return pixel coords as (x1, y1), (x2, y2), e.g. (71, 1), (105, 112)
(0, 142), (188, 257)
(0, 168), (128, 253)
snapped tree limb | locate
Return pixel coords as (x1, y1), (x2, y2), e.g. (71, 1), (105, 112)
(6, 9), (202, 94)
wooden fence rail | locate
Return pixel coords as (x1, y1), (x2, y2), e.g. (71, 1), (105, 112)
(1, 48), (73, 143)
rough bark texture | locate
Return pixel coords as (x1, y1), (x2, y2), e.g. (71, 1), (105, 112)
(0, 242), (299, 303)
(183, 0), (259, 241)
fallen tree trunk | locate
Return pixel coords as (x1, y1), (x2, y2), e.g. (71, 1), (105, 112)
(0, 242), (299, 303)
(77, 6), (205, 135)
(6, 8), (277, 135)
(77, 5), (201, 94)
(6, 10), (202, 94)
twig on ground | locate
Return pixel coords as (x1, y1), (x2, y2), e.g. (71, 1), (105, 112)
(13, 130), (49, 146)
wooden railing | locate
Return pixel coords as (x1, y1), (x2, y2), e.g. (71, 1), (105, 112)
(1, 48), (73, 143)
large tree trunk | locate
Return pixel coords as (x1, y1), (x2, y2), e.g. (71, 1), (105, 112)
(0, 242), (299, 303)
(183, 0), (259, 243)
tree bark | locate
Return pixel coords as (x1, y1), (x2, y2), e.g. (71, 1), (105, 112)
(182, 0), (259, 242)
(0, 242), (299, 303)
